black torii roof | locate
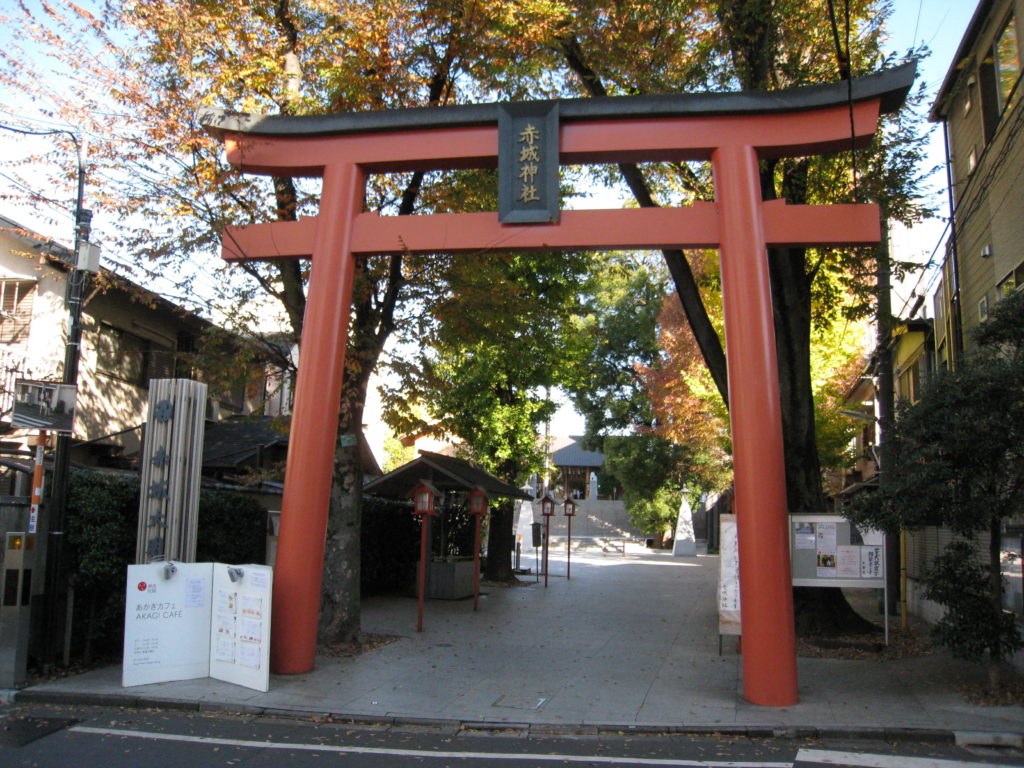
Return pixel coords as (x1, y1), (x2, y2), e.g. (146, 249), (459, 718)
(363, 450), (532, 501)
(200, 63), (917, 139)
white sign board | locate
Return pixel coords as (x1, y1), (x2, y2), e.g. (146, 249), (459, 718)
(209, 564), (273, 692)
(123, 562), (213, 687)
(123, 562), (272, 692)
(718, 514), (741, 636)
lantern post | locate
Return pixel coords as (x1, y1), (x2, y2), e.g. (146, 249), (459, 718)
(410, 481), (439, 632)
(563, 497), (576, 580)
(540, 493), (555, 588)
(468, 487), (489, 611)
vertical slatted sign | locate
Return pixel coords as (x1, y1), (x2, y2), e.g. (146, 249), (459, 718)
(136, 379), (208, 563)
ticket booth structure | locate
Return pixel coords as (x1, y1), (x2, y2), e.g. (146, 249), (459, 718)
(201, 62), (915, 707)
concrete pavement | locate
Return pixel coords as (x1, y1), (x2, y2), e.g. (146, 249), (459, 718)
(14, 549), (1023, 738)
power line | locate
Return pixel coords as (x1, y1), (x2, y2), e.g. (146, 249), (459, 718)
(0, 171), (72, 212)
(0, 110), (76, 131)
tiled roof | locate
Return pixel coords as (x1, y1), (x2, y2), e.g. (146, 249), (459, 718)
(550, 436), (604, 468)
(363, 450), (531, 500)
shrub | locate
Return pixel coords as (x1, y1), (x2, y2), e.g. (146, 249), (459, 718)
(58, 470), (269, 663)
(360, 495), (420, 595)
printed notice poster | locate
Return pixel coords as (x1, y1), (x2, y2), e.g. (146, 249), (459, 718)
(794, 522), (816, 550)
(860, 545), (883, 579)
(184, 578), (206, 609)
(836, 546), (861, 578)
(816, 522), (838, 577)
(718, 514), (741, 636)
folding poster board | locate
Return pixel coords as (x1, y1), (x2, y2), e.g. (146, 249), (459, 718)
(123, 562), (272, 691)
(209, 563), (273, 692)
(123, 562), (213, 687)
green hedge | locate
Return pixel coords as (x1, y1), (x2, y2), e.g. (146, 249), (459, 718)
(57, 471), (426, 662)
(360, 495), (420, 595)
(60, 470), (267, 663)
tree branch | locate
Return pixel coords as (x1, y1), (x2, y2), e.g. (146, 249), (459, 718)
(556, 33), (730, 408)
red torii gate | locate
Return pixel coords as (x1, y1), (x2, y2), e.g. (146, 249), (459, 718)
(202, 63), (914, 707)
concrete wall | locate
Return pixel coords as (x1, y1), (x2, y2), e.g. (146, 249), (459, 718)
(525, 499), (640, 540)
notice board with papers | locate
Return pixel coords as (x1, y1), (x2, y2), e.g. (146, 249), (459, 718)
(789, 514), (885, 589)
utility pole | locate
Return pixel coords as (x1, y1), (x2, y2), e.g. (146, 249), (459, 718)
(43, 135), (94, 667)
(874, 216), (898, 617)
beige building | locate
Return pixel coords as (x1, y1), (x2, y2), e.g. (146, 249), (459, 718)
(930, 0), (1023, 362)
(0, 216), (272, 471)
(921, 0), (1023, 629)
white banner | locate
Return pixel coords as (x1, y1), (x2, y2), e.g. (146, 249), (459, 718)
(718, 514), (741, 636)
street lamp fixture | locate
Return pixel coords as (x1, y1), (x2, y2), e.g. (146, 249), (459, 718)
(409, 480), (439, 632)
(540, 492), (554, 588)
(468, 487), (488, 612)
(563, 497), (576, 581)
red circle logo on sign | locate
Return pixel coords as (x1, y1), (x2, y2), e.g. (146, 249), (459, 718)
(137, 582), (148, 591)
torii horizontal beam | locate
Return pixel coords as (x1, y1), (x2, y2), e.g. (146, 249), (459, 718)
(220, 202), (881, 261)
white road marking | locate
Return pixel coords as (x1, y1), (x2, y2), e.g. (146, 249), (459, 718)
(797, 748), (1022, 768)
(71, 725), (793, 767)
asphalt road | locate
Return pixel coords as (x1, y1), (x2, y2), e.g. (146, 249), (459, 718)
(2, 704), (1023, 768)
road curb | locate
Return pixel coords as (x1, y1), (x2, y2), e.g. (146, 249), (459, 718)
(11, 687), (990, 744)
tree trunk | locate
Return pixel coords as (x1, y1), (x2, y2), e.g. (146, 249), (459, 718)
(987, 514), (1005, 687)
(768, 164), (877, 636)
(558, 22), (874, 635)
(319, 422), (364, 644)
(484, 498), (515, 581)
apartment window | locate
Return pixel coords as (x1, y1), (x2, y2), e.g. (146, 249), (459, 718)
(0, 280), (36, 343)
(997, 261), (1024, 298)
(967, 145), (978, 174)
(995, 15), (1021, 111)
(897, 358), (922, 404)
(979, 295), (989, 321)
(981, 14), (1022, 139)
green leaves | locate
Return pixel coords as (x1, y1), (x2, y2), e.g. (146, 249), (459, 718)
(845, 290), (1024, 671)
(924, 540), (1023, 665)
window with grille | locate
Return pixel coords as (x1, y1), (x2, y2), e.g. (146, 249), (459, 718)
(0, 280), (36, 343)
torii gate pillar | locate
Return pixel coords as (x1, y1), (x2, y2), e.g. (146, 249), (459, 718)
(202, 62), (915, 708)
(715, 144), (796, 704)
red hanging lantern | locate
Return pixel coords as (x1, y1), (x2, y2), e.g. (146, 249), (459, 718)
(468, 488), (489, 517)
(410, 481), (439, 517)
